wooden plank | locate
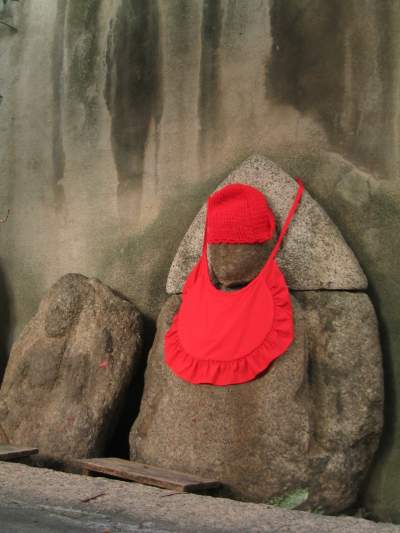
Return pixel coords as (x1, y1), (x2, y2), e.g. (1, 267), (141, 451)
(0, 444), (39, 460)
(74, 457), (221, 493)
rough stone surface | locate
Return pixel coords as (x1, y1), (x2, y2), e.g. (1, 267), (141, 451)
(208, 241), (276, 289)
(0, 423), (8, 444)
(130, 291), (383, 513)
(0, 273), (143, 461)
(297, 291), (384, 512)
(167, 156), (367, 293)
(1, 462), (400, 533)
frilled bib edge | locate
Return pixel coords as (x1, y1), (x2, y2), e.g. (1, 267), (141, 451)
(164, 259), (295, 385)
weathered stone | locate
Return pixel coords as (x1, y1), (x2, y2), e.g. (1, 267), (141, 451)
(166, 155), (367, 293)
(208, 241), (276, 289)
(130, 291), (383, 513)
(0, 273), (143, 461)
(0, 423), (8, 444)
(296, 291), (384, 512)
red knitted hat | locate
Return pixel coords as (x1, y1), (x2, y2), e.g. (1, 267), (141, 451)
(206, 183), (275, 244)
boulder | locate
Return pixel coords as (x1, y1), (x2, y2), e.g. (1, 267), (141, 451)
(0, 273), (143, 462)
(130, 291), (383, 513)
(166, 155), (367, 293)
(296, 291), (384, 512)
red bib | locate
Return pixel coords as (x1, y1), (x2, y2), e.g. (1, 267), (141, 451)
(165, 179), (304, 385)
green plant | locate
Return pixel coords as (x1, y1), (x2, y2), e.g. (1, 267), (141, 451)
(269, 488), (310, 509)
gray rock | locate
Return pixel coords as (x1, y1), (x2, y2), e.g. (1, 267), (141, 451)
(296, 291), (384, 512)
(166, 155), (367, 293)
(0, 273), (143, 461)
(208, 241), (276, 289)
(0, 423), (8, 444)
(130, 291), (383, 513)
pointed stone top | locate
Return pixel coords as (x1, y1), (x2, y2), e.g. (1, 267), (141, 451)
(166, 155), (367, 293)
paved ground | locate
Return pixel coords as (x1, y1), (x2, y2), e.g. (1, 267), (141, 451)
(0, 461), (399, 532)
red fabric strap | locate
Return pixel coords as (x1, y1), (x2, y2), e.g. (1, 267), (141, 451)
(269, 178), (304, 261)
(202, 203), (210, 252)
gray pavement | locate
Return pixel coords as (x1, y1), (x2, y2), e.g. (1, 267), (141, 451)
(0, 461), (399, 533)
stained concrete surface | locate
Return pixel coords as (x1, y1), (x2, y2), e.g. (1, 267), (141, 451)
(0, 503), (170, 533)
(1, 462), (400, 533)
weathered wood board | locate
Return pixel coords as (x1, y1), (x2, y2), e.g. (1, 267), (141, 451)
(74, 457), (221, 493)
(0, 444), (39, 460)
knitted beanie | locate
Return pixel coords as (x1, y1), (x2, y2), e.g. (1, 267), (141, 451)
(206, 183), (275, 243)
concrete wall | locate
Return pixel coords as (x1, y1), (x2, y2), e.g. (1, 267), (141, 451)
(0, 0), (399, 522)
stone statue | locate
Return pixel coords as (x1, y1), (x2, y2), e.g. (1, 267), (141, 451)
(129, 155), (383, 514)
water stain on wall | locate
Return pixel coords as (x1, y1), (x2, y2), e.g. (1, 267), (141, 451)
(51, 0), (67, 211)
(66, 0), (101, 135)
(268, 0), (345, 141)
(198, 0), (223, 160)
(167, 0), (195, 57)
(104, 0), (162, 224)
(371, 0), (399, 178)
(268, 0), (399, 179)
